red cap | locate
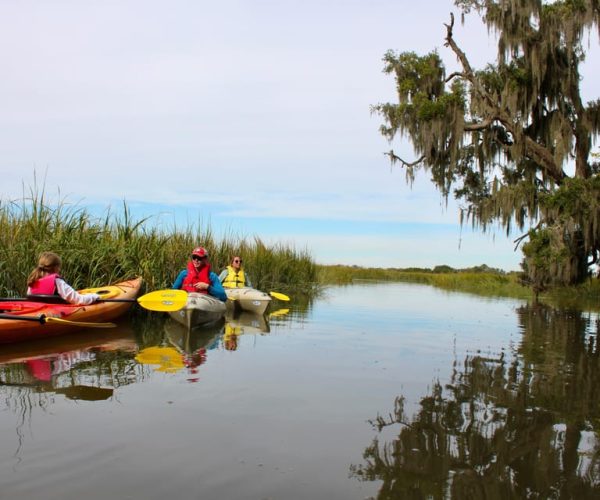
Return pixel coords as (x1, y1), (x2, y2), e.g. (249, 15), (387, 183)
(191, 246), (208, 258)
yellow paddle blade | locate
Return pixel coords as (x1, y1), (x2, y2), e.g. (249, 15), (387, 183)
(269, 308), (290, 318)
(137, 290), (187, 312)
(269, 291), (290, 301)
(44, 316), (116, 328)
(135, 346), (185, 372)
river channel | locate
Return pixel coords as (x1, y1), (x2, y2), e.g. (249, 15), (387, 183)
(1, 282), (599, 499)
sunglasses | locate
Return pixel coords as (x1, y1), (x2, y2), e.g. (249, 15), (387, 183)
(233, 259), (242, 263)
(192, 255), (207, 261)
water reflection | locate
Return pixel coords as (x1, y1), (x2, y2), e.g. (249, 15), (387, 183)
(0, 322), (141, 462)
(135, 320), (223, 377)
(136, 310), (279, 378)
(0, 322), (139, 400)
(0, 291), (308, 403)
(350, 302), (600, 499)
(225, 310), (271, 335)
(269, 307), (290, 318)
(134, 345), (187, 373)
(223, 310), (272, 351)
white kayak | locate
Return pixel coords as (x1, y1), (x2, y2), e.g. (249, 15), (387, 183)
(168, 292), (226, 329)
(225, 287), (272, 315)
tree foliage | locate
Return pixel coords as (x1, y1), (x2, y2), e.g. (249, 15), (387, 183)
(375, 0), (600, 290)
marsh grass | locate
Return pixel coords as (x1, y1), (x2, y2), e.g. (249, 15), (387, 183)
(0, 190), (318, 297)
(5, 188), (599, 308)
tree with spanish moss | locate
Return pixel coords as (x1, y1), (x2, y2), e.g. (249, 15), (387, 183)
(375, 0), (600, 291)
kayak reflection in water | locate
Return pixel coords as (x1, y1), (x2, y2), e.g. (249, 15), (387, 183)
(0, 329), (137, 401)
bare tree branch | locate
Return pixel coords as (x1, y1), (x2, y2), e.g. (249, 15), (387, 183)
(464, 118), (494, 131)
(385, 150), (425, 168)
(445, 71), (465, 82)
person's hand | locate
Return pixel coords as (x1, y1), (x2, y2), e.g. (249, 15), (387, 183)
(194, 282), (209, 291)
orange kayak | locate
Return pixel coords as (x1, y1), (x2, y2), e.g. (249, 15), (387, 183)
(0, 278), (142, 344)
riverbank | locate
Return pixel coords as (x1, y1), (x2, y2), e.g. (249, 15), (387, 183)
(4, 193), (599, 310)
(318, 264), (600, 310)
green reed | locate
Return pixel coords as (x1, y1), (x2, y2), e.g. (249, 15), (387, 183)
(0, 191), (319, 296)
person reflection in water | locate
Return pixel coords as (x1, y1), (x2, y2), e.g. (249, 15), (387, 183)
(223, 323), (241, 351)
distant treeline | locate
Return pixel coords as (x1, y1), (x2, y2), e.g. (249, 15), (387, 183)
(318, 263), (600, 308)
(318, 263), (513, 282)
(317, 263), (528, 299)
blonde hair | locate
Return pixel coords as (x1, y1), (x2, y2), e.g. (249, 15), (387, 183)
(27, 252), (62, 287)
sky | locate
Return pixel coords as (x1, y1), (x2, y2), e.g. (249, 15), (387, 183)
(1, 0), (598, 271)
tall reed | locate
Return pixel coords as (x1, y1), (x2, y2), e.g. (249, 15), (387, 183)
(0, 190), (319, 296)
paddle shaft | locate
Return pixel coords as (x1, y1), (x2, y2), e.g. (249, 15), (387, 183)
(0, 313), (47, 323)
(0, 289), (187, 312)
(0, 312), (116, 327)
(0, 295), (136, 304)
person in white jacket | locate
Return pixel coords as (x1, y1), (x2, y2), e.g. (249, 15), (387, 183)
(26, 251), (100, 305)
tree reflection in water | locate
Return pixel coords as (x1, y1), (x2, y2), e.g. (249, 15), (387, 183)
(350, 302), (600, 499)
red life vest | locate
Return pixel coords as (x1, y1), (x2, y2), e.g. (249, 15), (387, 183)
(29, 273), (60, 295)
(26, 359), (53, 381)
(181, 261), (211, 293)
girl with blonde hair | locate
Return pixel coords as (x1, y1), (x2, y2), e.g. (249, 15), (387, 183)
(27, 251), (100, 305)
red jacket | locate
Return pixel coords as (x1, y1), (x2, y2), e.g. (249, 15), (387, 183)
(181, 261), (211, 293)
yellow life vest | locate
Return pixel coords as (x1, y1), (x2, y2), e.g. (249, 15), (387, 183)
(222, 265), (246, 288)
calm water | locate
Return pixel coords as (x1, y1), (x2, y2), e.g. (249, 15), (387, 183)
(1, 282), (599, 499)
